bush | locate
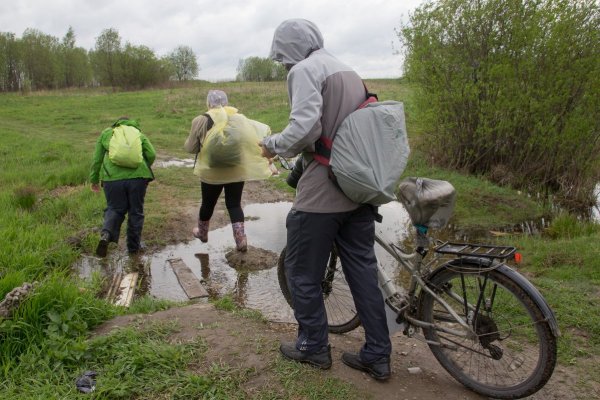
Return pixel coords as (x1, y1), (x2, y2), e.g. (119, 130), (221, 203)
(398, 0), (600, 212)
(236, 57), (287, 82)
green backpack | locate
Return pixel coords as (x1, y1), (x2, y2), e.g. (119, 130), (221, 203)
(108, 125), (143, 168)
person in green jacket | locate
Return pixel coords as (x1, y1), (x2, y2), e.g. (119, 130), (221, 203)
(89, 117), (156, 257)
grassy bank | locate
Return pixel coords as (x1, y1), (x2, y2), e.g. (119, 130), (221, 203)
(0, 81), (598, 398)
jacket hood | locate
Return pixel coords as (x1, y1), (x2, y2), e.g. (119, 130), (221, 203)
(113, 118), (141, 131)
(269, 19), (323, 66)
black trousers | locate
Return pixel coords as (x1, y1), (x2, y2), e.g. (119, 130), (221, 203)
(199, 181), (244, 223)
(284, 205), (391, 362)
(102, 178), (148, 253)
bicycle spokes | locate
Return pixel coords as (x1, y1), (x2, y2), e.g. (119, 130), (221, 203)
(420, 266), (556, 398)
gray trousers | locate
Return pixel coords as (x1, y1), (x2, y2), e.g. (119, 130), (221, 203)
(285, 205), (391, 362)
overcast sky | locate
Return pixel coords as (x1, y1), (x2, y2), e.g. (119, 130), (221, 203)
(0, 0), (425, 82)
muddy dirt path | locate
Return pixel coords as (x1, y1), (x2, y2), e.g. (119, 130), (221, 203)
(94, 302), (573, 400)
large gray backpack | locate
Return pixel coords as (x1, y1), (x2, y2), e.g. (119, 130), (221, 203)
(315, 100), (410, 206)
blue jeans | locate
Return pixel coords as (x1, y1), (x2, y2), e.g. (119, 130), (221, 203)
(102, 178), (148, 253)
(285, 205), (391, 362)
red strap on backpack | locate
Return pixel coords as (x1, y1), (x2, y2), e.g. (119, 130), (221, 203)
(313, 83), (378, 167)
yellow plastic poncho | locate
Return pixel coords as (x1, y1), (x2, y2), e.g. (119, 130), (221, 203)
(194, 106), (272, 184)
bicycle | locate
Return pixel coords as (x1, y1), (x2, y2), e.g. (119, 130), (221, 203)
(277, 177), (559, 399)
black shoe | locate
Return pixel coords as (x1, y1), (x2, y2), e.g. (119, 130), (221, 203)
(95, 231), (110, 258)
(279, 341), (332, 370)
(342, 352), (390, 381)
(128, 243), (146, 255)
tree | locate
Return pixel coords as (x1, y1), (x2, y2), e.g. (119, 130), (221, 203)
(236, 57), (287, 81)
(90, 28), (122, 86)
(62, 26), (75, 49)
(61, 27), (92, 88)
(21, 28), (61, 90)
(0, 32), (22, 91)
(167, 45), (198, 81)
(120, 43), (170, 88)
(398, 0), (600, 212)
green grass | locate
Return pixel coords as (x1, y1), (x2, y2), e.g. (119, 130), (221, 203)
(0, 274), (115, 368)
(212, 294), (268, 323)
(509, 230), (600, 360)
(0, 320), (216, 399)
(126, 295), (179, 315)
(273, 357), (362, 400)
(0, 81), (598, 398)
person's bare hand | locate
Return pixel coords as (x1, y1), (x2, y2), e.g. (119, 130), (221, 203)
(91, 183), (101, 193)
(258, 142), (275, 159)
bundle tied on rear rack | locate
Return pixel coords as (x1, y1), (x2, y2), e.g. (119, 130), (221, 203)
(396, 177), (456, 230)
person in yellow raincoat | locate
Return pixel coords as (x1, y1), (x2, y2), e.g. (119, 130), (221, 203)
(184, 89), (273, 251)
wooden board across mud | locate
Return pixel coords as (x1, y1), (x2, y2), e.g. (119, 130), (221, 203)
(168, 258), (208, 299)
(114, 272), (138, 307)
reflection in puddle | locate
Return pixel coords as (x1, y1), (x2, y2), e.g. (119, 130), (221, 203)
(74, 201), (412, 323)
(148, 201), (411, 323)
(74, 252), (151, 303)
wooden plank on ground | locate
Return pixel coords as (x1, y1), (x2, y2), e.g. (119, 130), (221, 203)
(168, 258), (208, 299)
(114, 272), (138, 307)
(106, 272), (122, 302)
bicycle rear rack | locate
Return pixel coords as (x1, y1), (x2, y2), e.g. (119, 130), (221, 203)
(434, 242), (517, 260)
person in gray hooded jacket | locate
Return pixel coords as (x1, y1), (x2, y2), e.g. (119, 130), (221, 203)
(260, 19), (392, 380)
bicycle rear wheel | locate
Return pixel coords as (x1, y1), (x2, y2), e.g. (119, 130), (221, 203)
(418, 263), (557, 399)
(277, 246), (360, 334)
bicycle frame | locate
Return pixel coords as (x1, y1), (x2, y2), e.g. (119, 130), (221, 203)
(374, 233), (477, 339)
(375, 228), (560, 344)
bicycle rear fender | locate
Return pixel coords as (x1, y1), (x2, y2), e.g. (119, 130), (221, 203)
(430, 258), (560, 338)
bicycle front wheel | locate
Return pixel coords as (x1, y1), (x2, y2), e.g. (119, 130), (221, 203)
(418, 263), (557, 399)
(277, 246), (360, 334)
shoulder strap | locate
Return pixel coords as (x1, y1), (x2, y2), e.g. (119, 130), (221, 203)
(194, 114), (215, 169)
(313, 82), (377, 166)
(203, 113), (214, 131)
(358, 82), (378, 108)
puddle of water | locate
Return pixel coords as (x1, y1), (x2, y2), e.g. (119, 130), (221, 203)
(152, 201), (411, 321)
(73, 201), (413, 323)
(155, 158), (195, 168)
(74, 183), (599, 322)
(76, 252), (141, 279)
(148, 202), (294, 322)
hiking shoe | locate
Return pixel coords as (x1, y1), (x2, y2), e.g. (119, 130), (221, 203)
(128, 243), (146, 255)
(342, 352), (391, 381)
(280, 342), (332, 369)
(95, 231), (110, 258)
